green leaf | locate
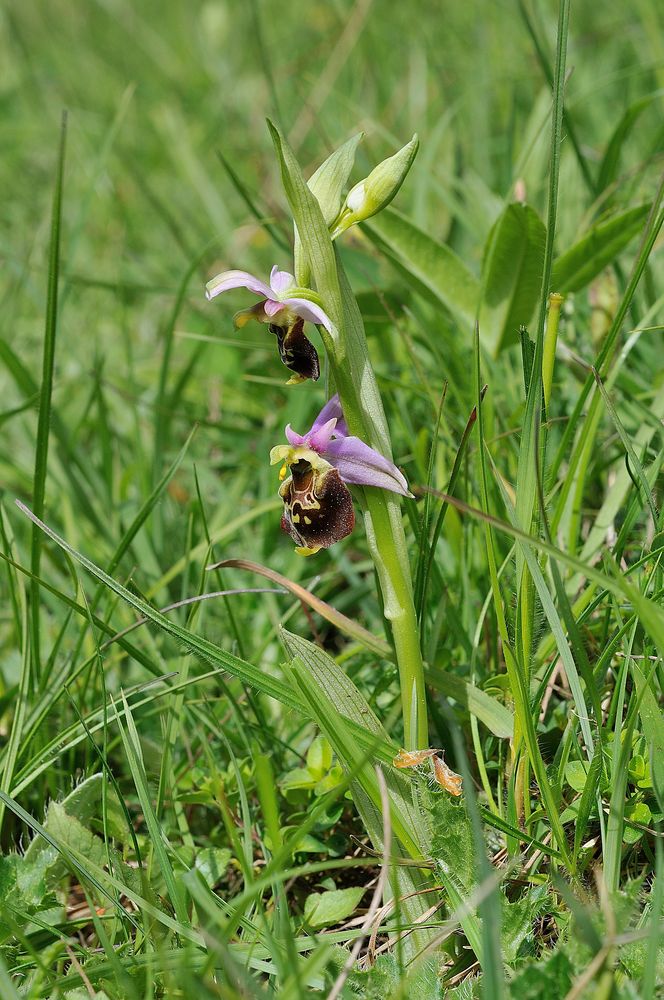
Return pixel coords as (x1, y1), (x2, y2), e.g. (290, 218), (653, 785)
(623, 801), (651, 843)
(306, 735), (333, 781)
(31, 802), (108, 882)
(193, 847), (231, 887)
(597, 97), (656, 194)
(303, 885), (365, 928)
(507, 949), (574, 999)
(480, 202), (546, 354)
(280, 631), (445, 956)
(280, 767), (317, 796)
(431, 794), (476, 896)
(294, 132), (363, 285)
(426, 665), (513, 739)
(631, 661), (664, 809)
(551, 205), (650, 294)
(267, 119), (343, 342)
(348, 953), (445, 999)
(363, 207), (479, 332)
(565, 760), (589, 793)
(24, 774), (104, 867)
(501, 885), (549, 963)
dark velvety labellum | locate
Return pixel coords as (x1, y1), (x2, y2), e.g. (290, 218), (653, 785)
(279, 460), (354, 549)
(269, 318), (320, 381)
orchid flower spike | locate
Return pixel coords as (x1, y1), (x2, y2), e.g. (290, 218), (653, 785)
(270, 395), (412, 555)
(205, 265), (333, 384)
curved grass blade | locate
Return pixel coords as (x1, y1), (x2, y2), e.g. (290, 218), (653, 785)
(30, 110), (67, 685)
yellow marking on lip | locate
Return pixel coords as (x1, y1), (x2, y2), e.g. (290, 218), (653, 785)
(304, 516), (312, 525)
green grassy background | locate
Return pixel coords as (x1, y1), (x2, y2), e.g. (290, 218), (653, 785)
(1, 0), (663, 996)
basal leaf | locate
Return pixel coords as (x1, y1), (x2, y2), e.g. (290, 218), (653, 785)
(551, 205), (649, 294)
(303, 885), (365, 928)
(480, 202), (546, 355)
(363, 207), (479, 333)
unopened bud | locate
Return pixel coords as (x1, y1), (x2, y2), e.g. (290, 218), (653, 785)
(331, 134), (419, 238)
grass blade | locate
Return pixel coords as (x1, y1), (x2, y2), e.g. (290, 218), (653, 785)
(29, 110), (67, 685)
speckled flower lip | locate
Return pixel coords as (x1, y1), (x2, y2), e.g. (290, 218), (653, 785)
(270, 395), (412, 554)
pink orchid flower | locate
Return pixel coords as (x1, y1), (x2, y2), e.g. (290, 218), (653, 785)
(205, 265), (333, 383)
(270, 395), (411, 554)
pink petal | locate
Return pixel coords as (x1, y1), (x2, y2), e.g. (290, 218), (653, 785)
(307, 417), (338, 453)
(283, 297), (334, 333)
(205, 269), (273, 301)
(263, 298), (286, 318)
(269, 266), (296, 295)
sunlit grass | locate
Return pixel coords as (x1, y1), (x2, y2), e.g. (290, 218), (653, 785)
(1, 0), (663, 996)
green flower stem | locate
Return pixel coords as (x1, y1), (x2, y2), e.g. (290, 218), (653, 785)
(363, 496), (429, 750)
(329, 364), (428, 752)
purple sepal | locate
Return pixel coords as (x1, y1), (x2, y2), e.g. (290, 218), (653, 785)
(325, 436), (411, 496)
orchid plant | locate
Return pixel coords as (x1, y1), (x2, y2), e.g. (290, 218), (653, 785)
(206, 128), (428, 756)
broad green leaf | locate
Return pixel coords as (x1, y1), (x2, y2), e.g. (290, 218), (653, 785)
(623, 801), (651, 844)
(29, 802), (108, 881)
(479, 202), (546, 354)
(24, 773), (104, 865)
(267, 120), (343, 339)
(431, 793), (475, 895)
(551, 205), (650, 294)
(280, 630), (448, 956)
(268, 120), (394, 454)
(303, 885), (365, 928)
(193, 847), (232, 887)
(565, 760), (589, 793)
(363, 207), (479, 332)
(280, 767), (317, 794)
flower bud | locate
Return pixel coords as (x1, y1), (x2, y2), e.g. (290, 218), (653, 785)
(331, 134), (419, 238)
